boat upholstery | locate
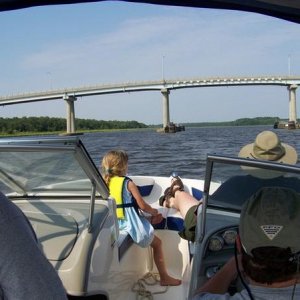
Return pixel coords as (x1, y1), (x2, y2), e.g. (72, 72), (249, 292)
(15, 200), (114, 296)
(24, 211), (78, 261)
(134, 177), (155, 197)
(192, 187), (203, 200)
(117, 231), (133, 260)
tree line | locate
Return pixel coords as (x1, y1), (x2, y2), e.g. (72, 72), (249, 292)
(0, 117), (148, 134)
(185, 117), (279, 127)
(0, 116), (280, 135)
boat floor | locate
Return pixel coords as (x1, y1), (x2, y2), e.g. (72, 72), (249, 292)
(113, 230), (191, 300)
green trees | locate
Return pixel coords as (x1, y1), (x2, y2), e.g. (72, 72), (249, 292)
(0, 116), (279, 135)
(186, 117), (279, 127)
(0, 117), (148, 134)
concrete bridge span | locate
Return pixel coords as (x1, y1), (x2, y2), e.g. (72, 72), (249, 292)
(0, 75), (299, 133)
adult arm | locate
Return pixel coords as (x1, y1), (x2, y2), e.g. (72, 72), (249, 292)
(194, 257), (238, 296)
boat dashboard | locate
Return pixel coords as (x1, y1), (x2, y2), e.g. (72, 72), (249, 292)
(197, 209), (239, 279)
(204, 226), (239, 277)
(193, 215), (244, 296)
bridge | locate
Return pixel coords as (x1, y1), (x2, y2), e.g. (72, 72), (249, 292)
(0, 75), (299, 133)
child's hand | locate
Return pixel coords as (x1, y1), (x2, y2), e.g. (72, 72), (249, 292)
(151, 213), (164, 224)
(151, 208), (159, 216)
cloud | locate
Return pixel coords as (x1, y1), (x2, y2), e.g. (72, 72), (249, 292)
(2, 4), (300, 123)
(21, 9), (300, 79)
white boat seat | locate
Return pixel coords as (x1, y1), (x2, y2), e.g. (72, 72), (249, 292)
(25, 211), (78, 261)
(132, 177), (155, 197)
(17, 201), (112, 295)
(117, 231), (133, 260)
(17, 202), (109, 263)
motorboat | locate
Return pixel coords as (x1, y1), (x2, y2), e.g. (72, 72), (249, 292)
(2, 1), (300, 299)
(0, 136), (300, 299)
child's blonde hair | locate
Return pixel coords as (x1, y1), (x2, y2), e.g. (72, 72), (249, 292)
(101, 150), (128, 185)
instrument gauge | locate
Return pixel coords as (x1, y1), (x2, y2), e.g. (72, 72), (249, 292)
(208, 236), (224, 252)
(222, 230), (238, 245)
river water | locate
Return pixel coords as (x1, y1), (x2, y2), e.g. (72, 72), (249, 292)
(81, 125), (300, 181)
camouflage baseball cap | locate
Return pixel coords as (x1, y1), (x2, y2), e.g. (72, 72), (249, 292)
(239, 187), (300, 255)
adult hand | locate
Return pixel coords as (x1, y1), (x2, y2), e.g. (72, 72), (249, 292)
(194, 256), (239, 296)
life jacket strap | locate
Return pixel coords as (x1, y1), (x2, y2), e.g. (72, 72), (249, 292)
(116, 203), (135, 208)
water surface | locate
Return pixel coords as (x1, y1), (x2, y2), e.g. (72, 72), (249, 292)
(81, 125), (300, 181)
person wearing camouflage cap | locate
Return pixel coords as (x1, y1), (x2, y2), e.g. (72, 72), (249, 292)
(193, 187), (300, 299)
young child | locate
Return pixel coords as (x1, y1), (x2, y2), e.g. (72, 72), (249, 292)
(101, 150), (181, 286)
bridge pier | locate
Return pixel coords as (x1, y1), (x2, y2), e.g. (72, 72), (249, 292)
(161, 88), (170, 128)
(288, 84), (298, 124)
(63, 94), (77, 134)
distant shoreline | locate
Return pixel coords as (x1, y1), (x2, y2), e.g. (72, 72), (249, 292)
(0, 116), (281, 137)
(0, 124), (273, 138)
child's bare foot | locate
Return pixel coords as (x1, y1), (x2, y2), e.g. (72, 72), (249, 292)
(160, 275), (181, 286)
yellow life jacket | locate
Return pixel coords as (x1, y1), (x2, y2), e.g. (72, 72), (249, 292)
(109, 176), (126, 219)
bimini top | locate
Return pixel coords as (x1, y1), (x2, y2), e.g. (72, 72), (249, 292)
(1, 1), (300, 24)
(0, 136), (109, 198)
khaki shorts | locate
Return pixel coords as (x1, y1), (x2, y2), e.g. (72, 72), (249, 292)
(178, 204), (199, 242)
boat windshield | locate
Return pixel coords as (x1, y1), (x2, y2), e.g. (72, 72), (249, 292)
(0, 136), (109, 198)
(204, 154), (300, 211)
(195, 154), (300, 243)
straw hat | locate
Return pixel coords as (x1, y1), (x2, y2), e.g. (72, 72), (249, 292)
(238, 131), (298, 178)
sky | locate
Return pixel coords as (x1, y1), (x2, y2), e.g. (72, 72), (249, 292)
(1, 1), (300, 124)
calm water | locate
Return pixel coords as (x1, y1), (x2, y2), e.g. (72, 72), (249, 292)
(81, 125), (300, 181)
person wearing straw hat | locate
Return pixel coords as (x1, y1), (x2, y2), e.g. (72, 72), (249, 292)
(210, 130), (300, 206)
(159, 131), (300, 243)
(239, 130), (297, 164)
(192, 186), (300, 299)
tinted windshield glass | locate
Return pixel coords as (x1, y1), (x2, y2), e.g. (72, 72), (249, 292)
(0, 149), (92, 195)
(0, 139), (98, 195)
(206, 157), (300, 211)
